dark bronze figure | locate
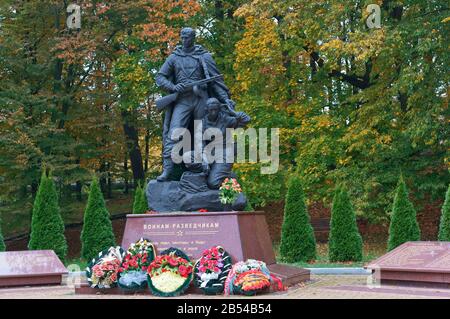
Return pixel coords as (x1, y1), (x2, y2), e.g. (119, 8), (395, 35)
(155, 27), (236, 182)
(147, 27), (250, 212)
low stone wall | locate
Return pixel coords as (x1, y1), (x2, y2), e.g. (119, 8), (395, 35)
(258, 199), (443, 244)
(5, 217), (127, 260)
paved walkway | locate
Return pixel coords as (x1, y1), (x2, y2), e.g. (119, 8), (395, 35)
(0, 275), (449, 299)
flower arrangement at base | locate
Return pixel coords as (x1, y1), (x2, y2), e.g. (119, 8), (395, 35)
(147, 247), (193, 297)
(219, 178), (242, 206)
(86, 246), (124, 289)
(194, 246), (232, 295)
(224, 259), (285, 296)
(117, 238), (156, 291)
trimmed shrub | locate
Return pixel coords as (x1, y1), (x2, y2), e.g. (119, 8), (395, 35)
(81, 176), (116, 261)
(28, 171), (68, 260)
(244, 200), (254, 212)
(279, 176), (316, 262)
(0, 217), (5, 252)
(132, 184), (148, 214)
(328, 187), (363, 262)
(438, 184), (450, 241)
(387, 175), (420, 251)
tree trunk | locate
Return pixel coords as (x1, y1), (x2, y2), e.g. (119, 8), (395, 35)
(144, 128), (150, 172)
(75, 157), (82, 201)
(106, 162), (112, 199)
(99, 162), (107, 194)
(121, 110), (145, 183)
(75, 181), (82, 201)
(124, 153), (129, 194)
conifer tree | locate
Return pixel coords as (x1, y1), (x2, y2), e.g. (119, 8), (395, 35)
(0, 217), (5, 252)
(279, 176), (316, 262)
(28, 171), (67, 260)
(387, 175), (420, 251)
(81, 176), (116, 260)
(132, 183), (148, 214)
(328, 187), (363, 262)
(438, 184), (450, 241)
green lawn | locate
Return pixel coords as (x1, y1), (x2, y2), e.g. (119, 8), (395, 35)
(276, 242), (386, 268)
(65, 259), (88, 271)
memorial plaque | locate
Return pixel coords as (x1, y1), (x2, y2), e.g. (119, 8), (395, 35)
(366, 242), (450, 288)
(122, 211), (276, 264)
(0, 250), (68, 287)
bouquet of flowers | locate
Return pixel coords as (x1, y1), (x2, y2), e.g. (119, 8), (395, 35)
(147, 247), (193, 297)
(194, 246), (232, 295)
(86, 246), (125, 289)
(219, 178), (242, 205)
(117, 238), (156, 291)
(224, 259), (284, 296)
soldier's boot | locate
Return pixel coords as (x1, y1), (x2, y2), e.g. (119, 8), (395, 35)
(156, 158), (174, 182)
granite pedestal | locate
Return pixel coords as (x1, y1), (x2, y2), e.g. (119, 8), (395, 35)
(0, 250), (67, 287)
(366, 241), (450, 288)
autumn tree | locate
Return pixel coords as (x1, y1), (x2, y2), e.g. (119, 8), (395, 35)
(0, 0), (201, 226)
(1, 0), (448, 242)
(232, 14), (297, 207)
(232, 0), (449, 220)
(109, 0), (201, 183)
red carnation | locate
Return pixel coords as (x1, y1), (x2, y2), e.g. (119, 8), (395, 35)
(178, 265), (188, 277)
(168, 258), (178, 267)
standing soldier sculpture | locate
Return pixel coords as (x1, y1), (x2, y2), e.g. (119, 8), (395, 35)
(155, 27), (237, 182)
(147, 27), (250, 212)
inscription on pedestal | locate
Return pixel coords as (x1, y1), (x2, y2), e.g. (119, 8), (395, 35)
(142, 221), (221, 255)
(123, 212), (241, 260)
(121, 211), (276, 264)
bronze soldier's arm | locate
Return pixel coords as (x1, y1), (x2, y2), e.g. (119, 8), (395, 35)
(235, 112), (251, 128)
(156, 56), (176, 92)
(223, 112), (251, 129)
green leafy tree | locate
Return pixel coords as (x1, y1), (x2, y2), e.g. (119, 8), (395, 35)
(388, 176), (421, 251)
(81, 177), (116, 261)
(438, 184), (450, 241)
(0, 217), (5, 252)
(28, 171), (68, 260)
(329, 187), (363, 262)
(279, 176), (316, 262)
(233, 1), (449, 221)
(0, 0), (200, 226)
(132, 184), (148, 214)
